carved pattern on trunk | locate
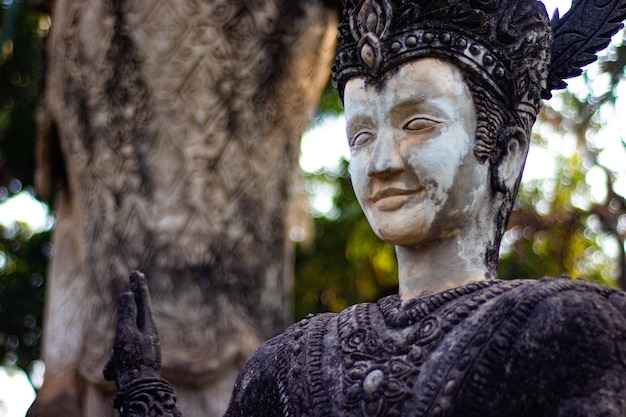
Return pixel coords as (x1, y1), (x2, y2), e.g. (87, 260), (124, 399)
(37, 0), (337, 415)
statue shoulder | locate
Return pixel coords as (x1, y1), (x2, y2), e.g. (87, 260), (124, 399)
(224, 311), (339, 417)
(497, 278), (626, 362)
(503, 278), (626, 416)
(224, 334), (283, 417)
(514, 277), (626, 354)
(505, 277), (626, 334)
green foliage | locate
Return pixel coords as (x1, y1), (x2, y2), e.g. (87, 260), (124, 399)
(499, 36), (626, 288)
(0, 0), (46, 187)
(0, 1), (49, 372)
(498, 151), (609, 282)
(316, 83), (344, 116)
(294, 160), (397, 319)
(0, 217), (49, 369)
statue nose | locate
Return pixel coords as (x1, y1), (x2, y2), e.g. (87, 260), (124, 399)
(367, 131), (402, 179)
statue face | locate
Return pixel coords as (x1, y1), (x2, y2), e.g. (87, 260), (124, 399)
(345, 58), (490, 247)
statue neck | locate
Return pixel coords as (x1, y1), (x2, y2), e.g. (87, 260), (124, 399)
(395, 221), (496, 304)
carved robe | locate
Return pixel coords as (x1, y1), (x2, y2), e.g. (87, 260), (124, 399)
(225, 278), (626, 417)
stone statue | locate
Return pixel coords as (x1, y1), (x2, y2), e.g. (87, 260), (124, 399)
(104, 0), (626, 416)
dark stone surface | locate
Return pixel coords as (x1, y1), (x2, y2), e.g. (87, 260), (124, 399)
(222, 278), (626, 417)
(104, 272), (181, 417)
(107, 275), (626, 417)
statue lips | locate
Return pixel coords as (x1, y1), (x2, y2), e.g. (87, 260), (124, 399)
(370, 186), (424, 211)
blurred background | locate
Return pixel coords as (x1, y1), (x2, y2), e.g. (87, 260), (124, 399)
(4, 0), (626, 414)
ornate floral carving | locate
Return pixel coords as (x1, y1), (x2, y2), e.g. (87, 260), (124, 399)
(336, 282), (504, 417)
(343, 358), (417, 417)
(113, 378), (182, 417)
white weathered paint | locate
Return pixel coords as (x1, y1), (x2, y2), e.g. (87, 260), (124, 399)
(345, 58), (521, 302)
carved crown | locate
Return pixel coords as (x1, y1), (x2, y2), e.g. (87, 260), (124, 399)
(333, 0), (552, 119)
(333, 0), (626, 120)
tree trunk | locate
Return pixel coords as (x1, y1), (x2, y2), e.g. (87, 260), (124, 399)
(28, 1), (337, 416)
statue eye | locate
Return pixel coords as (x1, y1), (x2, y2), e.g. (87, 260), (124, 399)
(351, 131), (375, 147)
(403, 116), (442, 131)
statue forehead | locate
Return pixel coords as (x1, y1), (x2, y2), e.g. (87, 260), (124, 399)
(344, 58), (472, 113)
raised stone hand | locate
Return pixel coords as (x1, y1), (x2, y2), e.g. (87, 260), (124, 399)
(104, 271), (181, 416)
(104, 271), (161, 388)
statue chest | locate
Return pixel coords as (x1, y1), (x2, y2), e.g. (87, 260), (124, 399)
(276, 280), (526, 417)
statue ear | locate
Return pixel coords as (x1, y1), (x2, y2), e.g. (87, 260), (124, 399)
(490, 126), (528, 194)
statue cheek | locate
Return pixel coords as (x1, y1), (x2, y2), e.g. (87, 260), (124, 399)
(351, 166), (370, 206)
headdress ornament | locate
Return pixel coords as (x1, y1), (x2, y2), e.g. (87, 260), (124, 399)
(333, 0), (626, 119)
